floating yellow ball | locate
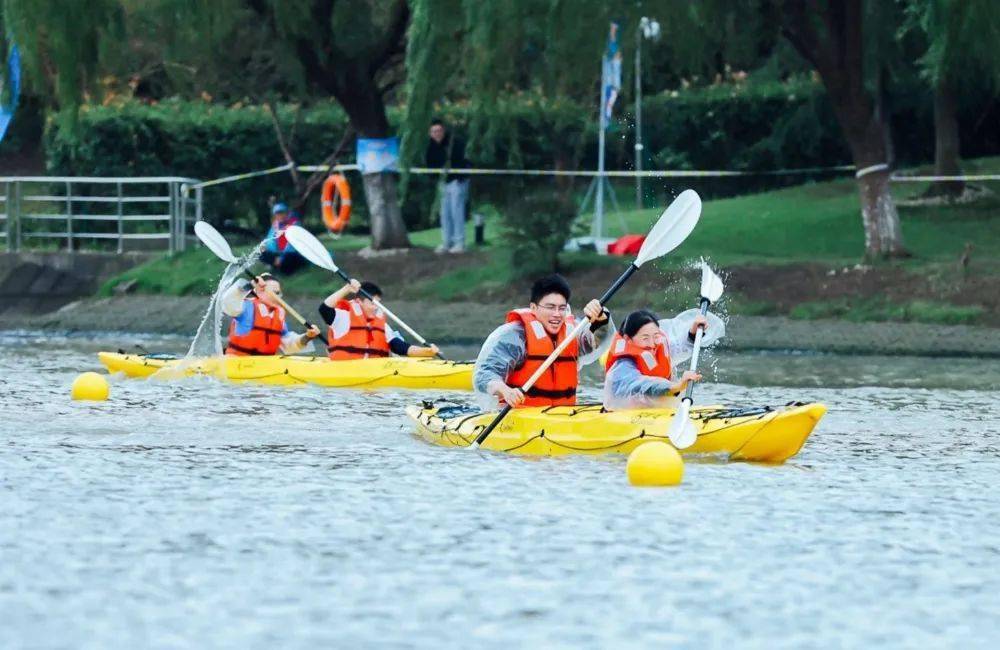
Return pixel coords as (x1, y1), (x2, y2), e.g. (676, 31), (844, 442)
(627, 441), (684, 486)
(71, 372), (110, 401)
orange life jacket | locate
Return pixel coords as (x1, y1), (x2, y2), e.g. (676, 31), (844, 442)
(225, 298), (286, 356)
(505, 308), (579, 407)
(327, 299), (390, 360)
(604, 332), (672, 379)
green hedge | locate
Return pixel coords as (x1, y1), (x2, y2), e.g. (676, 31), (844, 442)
(43, 79), (1000, 233)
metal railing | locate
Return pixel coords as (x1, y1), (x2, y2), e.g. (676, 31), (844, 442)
(0, 176), (201, 253)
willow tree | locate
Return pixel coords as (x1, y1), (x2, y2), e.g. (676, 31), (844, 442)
(903, 0), (1000, 197)
(3, 0), (412, 249)
(658, 1), (909, 258)
(407, 0), (910, 259)
(404, 0), (630, 186)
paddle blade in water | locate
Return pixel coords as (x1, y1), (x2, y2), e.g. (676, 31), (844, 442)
(285, 225), (339, 273)
(194, 221), (237, 264)
(634, 189), (702, 267)
(700, 261), (724, 303)
(669, 401), (698, 449)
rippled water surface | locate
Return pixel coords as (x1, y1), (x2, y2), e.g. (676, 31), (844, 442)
(2, 332), (999, 649)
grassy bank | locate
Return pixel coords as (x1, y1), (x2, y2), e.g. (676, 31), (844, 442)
(100, 157), (1000, 326)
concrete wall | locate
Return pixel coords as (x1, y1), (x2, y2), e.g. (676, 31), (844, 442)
(0, 252), (153, 315)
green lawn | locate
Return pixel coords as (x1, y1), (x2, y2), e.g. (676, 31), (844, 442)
(101, 155), (1000, 299)
(595, 156), (1000, 267)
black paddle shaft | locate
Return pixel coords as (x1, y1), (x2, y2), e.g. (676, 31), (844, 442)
(243, 271), (329, 345)
(334, 268), (378, 303)
(681, 297), (712, 402)
(472, 263), (639, 447)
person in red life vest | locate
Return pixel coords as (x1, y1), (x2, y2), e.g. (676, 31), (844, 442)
(259, 202), (306, 275)
(222, 273), (320, 356)
(318, 279), (440, 360)
(473, 274), (609, 408)
(602, 309), (710, 410)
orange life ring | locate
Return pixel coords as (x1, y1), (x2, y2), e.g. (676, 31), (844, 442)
(321, 173), (352, 233)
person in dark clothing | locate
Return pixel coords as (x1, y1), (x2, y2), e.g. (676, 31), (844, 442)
(259, 203), (307, 275)
(425, 118), (471, 254)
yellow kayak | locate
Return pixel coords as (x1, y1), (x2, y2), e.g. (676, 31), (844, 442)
(98, 351), (473, 390)
(406, 401), (826, 462)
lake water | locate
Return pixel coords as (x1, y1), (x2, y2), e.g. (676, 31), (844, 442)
(2, 331), (999, 648)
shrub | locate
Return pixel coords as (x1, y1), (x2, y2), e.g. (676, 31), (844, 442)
(42, 79), (1000, 233)
(500, 188), (578, 276)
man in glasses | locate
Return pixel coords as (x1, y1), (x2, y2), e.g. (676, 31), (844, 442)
(222, 273), (320, 356)
(474, 273), (608, 408)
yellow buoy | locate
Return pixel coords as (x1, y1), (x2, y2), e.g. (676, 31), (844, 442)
(627, 441), (684, 486)
(71, 372), (110, 401)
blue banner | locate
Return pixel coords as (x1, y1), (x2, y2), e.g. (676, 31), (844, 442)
(601, 22), (622, 128)
(356, 137), (400, 174)
(0, 45), (22, 143)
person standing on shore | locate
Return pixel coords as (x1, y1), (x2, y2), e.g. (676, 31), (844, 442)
(425, 118), (471, 254)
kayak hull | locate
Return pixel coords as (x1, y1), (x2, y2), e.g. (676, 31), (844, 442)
(406, 402), (826, 463)
(98, 352), (474, 391)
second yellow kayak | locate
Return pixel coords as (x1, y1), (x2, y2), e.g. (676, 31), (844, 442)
(406, 401), (826, 462)
(98, 351), (474, 390)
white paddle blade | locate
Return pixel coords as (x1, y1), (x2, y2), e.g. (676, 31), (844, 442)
(284, 225), (339, 273)
(700, 261), (724, 303)
(634, 189), (702, 267)
(194, 221), (237, 263)
(669, 401), (698, 449)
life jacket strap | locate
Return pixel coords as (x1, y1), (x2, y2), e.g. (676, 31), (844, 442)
(226, 341), (269, 356)
(327, 344), (390, 357)
(524, 386), (577, 399)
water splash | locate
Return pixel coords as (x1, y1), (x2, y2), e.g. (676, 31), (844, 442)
(663, 257), (730, 381)
(151, 245), (261, 380)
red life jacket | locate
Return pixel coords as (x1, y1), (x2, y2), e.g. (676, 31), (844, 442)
(505, 308), (579, 407)
(327, 299), (390, 360)
(604, 332), (672, 379)
(225, 298), (286, 356)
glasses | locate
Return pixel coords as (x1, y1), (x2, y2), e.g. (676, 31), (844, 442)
(537, 303), (570, 314)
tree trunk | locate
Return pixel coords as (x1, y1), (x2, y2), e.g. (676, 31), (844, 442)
(929, 76), (965, 197)
(329, 63), (411, 250)
(836, 106), (909, 259)
(781, 0), (907, 260)
(362, 172), (410, 249)
(856, 168), (905, 257)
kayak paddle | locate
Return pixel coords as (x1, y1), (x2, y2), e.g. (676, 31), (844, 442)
(193, 221), (329, 346)
(471, 189), (703, 450)
(668, 262), (725, 449)
(284, 225), (443, 359)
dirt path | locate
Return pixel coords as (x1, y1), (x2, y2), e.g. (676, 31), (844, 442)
(4, 295), (999, 357)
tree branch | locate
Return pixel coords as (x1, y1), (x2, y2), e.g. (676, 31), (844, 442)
(782, 0), (834, 76)
(264, 101), (304, 194)
(370, 0), (410, 73)
(298, 126), (357, 209)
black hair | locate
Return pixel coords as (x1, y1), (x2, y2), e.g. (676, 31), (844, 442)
(246, 272), (278, 297)
(530, 273), (571, 304)
(359, 281), (382, 298)
(620, 309), (660, 337)
(430, 117), (445, 127)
